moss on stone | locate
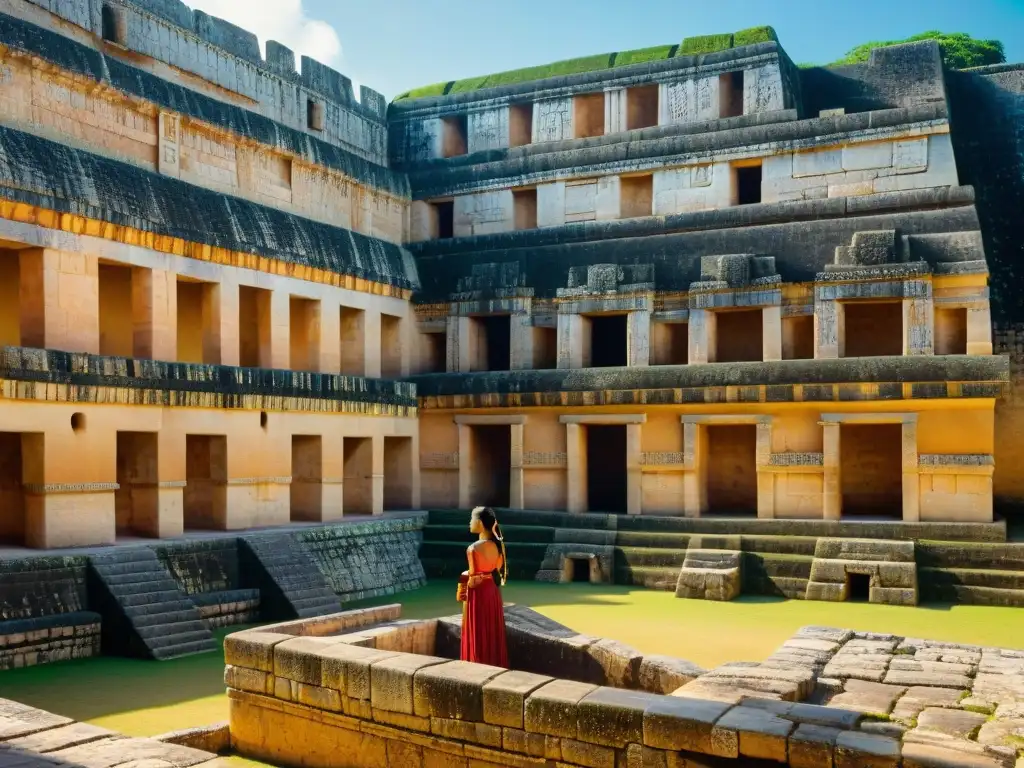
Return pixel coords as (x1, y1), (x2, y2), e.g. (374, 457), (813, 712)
(394, 25), (778, 101)
(733, 25), (778, 47)
(678, 33), (734, 56)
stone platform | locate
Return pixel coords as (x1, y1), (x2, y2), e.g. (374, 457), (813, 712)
(0, 697), (227, 767)
(223, 604), (1024, 767)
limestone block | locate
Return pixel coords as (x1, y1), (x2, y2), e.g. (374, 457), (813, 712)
(714, 705), (793, 762)
(894, 138), (929, 173)
(588, 638), (643, 689)
(744, 64), (786, 114)
(559, 738), (616, 768)
(637, 655), (704, 694)
(4, 721), (116, 753)
(794, 148), (843, 178)
(834, 730), (901, 768)
(789, 723), (842, 768)
(370, 652), (448, 714)
(807, 580), (849, 602)
(223, 630), (294, 672)
(320, 644), (401, 699)
(828, 680), (907, 716)
(575, 687), (661, 748)
(642, 696), (731, 753)
(883, 669), (973, 690)
(537, 182), (566, 228)
(902, 742), (1013, 768)
(842, 142), (894, 172)
(502, 727), (556, 758)
(660, 76), (719, 126)
(295, 681), (342, 712)
(273, 636), (348, 686)
(484, 671), (553, 729)
(976, 718), (1024, 751)
(533, 98), (573, 143)
(224, 664), (272, 695)
(429, 716), (502, 748)
(468, 108), (510, 154)
(524, 679), (597, 739)
(453, 190), (514, 237)
(413, 660), (506, 720)
(914, 706), (988, 739)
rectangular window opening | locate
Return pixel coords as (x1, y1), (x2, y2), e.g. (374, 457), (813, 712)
(843, 301), (903, 358)
(652, 322), (689, 365)
(509, 103), (533, 147)
(513, 188), (537, 230)
(715, 309), (763, 363)
(431, 201), (454, 239)
(573, 93), (605, 139)
(442, 115), (468, 158)
(588, 314), (628, 367)
(734, 163), (762, 206)
(782, 315), (815, 360)
(626, 84), (659, 130)
(101, 3), (126, 46)
(420, 331), (446, 373)
(620, 174), (654, 219)
(935, 307), (968, 355)
(719, 70), (745, 118)
(306, 99), (324, 131)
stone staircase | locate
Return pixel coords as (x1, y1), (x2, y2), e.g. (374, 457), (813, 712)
(240, 533), (342, 620)
(806, 538), (918, 605)
(674, 536), (742, 601)
(87, 548), (217, 660)
(916, 541), (1024, 606)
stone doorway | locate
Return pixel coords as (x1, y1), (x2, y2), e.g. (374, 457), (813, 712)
(0, 432), (33, 546)
(847, 572), (871, 602)
(706, 425), (758, 515)
(561, 554), (601, 583)
(586, 425), (627, 513)
(115, 432), (159, 537)
(183, 435), (227, 529)
(290, 435), (323, 522)
(471, 425), (511, 508)
(384, 436), (414, 511)
(343, 437), (373, 516)
(840, 424), (902, 517)
(589, 315), (628, 367)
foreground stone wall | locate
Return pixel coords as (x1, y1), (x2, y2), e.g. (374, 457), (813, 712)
(224, 605), (1024, 767)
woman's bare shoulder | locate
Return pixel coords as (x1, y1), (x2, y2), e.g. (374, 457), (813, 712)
(468, 539), (498, 553)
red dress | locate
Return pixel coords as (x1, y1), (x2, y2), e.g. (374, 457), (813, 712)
(460, 544), (509, 668)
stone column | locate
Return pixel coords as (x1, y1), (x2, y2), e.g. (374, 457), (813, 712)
(371, 435), (385, 516)
(409, 430), (422, 510)
(564, 422), (586, 514)
(321, 434), (345, 521)
(762, 306), (783, 362)
(627, 310), (651, 367)
(19, 248), (100, 354)
(815, 298), (843, 359)
(510, 423), (525, 510)
(688, 309), (716, 364)
(209, 281), (238, 367)
(605, 88), (627, 134)
(821, 421), (841, 520)
(319, 301), (342, 373)
(557, 313), (585, 369)
(904, 298), (934, 356)
(967, 306), (992, 355)
(681, 421), (705, 517)
(510, 313), (535, 371)
(755, 419), (774, 518)
(364, 309), (382, 378)
(902, 418), (920, 522)
(264, 290), (289, 370)
(131, 267), (177, 362)
(156, 429), (186, 538)
(626, 422), (642, 515)
(457, 423), (473, 510)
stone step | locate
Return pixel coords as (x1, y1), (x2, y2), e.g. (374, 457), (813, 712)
(614, 565), (678, 591)
(240, 534), (341, 621)
(87, 549), (216, 660)
(613, 546), (686, 568)
(676, 550), (742, 601)
(918, 566), (1024, 591)
(919, 582), (1024, 607)
(683, 549), (742, 570)
(152, 637), (220, 660)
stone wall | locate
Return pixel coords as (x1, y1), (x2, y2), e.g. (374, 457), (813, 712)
(300, 517), (427, 602)
(11, 0), (390, 165)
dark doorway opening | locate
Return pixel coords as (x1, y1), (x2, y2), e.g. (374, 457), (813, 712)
(572, 558), (591, 582)
(706, 425), (758, 515)
(482, 315), (511, 371)
(472, 425), (510, 508)
(847, 572), (871, 602)
(590, 315), (628, 367)
(586, 425), (627, 513)
(840, 423), (902, 518)
(433, 202), (454, 239)
(735, 164), (763, 205)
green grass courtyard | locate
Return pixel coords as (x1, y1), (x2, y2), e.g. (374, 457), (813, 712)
(0, 580), (1021, 742)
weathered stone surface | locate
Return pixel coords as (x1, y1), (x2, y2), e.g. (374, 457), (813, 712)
(788, 723), (841, 768)
(3, 722), (115, 752)
(642, 696), (731, 753)
(320, 644), (401, 699)
(369, 653), (447, 714)
(587, 639), (644, 689)
(413, 660), (505, 720)
(892, 687), (968, 721)
(483, 670), (554, 729)
(914, 706), (988, 739)
(828, 679), (906, 716)
(524, 679), (596, 739)
(902, 741), (1016, 768)
(834, 730), (901, 768)
(714, 705), (794, 762)
(884, 669), (974, 690)
(636, 655), (704, 694)
(576, 687), (661, 748)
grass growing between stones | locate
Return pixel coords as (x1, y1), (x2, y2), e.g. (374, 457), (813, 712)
(0, 580), (1021, 743)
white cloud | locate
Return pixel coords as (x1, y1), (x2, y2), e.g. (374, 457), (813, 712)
(186, 0), (343, 70)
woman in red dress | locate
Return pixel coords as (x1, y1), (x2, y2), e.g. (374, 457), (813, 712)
(457, 506), (509, 668)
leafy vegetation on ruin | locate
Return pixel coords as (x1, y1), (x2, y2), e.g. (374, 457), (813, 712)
(828, 31), (1006, 70)
(394, 26), (776, 101)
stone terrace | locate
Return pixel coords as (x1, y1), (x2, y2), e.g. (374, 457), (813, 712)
(223, 604), (1024, 767)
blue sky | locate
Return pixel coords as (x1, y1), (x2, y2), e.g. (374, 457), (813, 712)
(297, 0), (1024, 100)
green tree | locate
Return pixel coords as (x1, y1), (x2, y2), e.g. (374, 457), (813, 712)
(832, 31), (1005, 69)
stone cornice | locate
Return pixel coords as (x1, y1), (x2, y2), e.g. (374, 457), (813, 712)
(0, 346), (417, 416)
(410, 355), (1008, 409)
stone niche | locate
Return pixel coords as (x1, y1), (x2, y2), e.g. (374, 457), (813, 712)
(224, 605), (1024, 768)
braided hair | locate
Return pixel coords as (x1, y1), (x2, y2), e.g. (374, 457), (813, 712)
(472, 506), (508, 586)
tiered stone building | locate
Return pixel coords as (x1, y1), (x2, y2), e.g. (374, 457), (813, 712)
(0, 1), (1020, 551)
